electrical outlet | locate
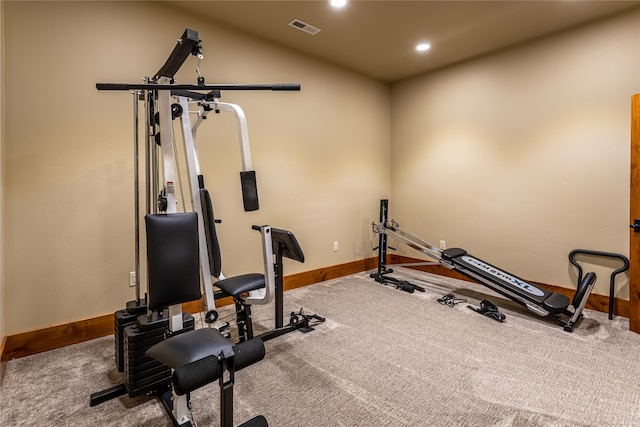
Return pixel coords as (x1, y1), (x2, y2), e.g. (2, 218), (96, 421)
(333, 241), (339, 252)
(439, 240), (446, 250)
(129, 271), (136, 287)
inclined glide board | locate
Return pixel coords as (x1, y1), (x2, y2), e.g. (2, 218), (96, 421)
(441, 248), (569, 316)
(457, 255), (546, 297)
(371, 199), (597, 332)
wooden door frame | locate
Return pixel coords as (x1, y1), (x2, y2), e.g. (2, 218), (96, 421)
(629, 93), (640, 332)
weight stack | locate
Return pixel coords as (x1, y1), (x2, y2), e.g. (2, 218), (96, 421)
(114, 299), (147, 372)
(123, 312), (195, 397)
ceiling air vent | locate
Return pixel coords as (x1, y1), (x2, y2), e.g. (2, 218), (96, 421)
(288, 19), (321, 35)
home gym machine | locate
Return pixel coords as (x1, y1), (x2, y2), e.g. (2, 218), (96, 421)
(371, 199), (598, 332)
(89, 28), (317, 426)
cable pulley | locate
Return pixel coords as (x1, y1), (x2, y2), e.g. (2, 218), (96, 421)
(171, 103), (183, 119)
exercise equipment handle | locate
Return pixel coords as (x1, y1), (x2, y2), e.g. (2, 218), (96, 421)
(96, 83), (130, 91)
(96, 82), (301, 91)
(568, 249), (629, 320)
(271, 84), (302, 91)
(241, 170), (259, 212)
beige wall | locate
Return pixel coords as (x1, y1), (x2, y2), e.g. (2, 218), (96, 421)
(2, 1), (390, 335)
(391, 10), (640, 298)
(3, 2), (639, 337)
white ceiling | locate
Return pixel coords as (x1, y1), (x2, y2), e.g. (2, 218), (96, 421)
(162, 1), (640, 82)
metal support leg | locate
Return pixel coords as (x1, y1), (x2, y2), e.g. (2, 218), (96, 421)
(220, 374), (234, 427)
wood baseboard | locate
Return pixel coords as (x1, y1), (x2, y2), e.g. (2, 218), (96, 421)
(0, 337), (6, 385)
(389, 254), (629, 318)
(0, 257), (378, 367)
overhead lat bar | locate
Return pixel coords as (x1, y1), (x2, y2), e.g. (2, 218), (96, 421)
(96, 83), (301, 91)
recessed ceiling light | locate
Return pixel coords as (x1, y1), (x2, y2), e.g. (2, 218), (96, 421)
(330, 0), (348, 8)
(416, 42), (431, 52)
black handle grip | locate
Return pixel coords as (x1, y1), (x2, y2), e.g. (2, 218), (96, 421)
(251, 225), (261, 231)
(96, 83), (131, 91)
(272, 84), (301, 91)
(240, 170), (259, 212)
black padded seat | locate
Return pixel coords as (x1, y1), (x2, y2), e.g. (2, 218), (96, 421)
(147, 327), (232, 370)
(216, 273), (265, 298)
(541, 292), (571, 315)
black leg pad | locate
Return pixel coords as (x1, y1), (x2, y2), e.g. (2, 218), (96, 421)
(173, 355), (222, 396)
(233, 338), (265, 371)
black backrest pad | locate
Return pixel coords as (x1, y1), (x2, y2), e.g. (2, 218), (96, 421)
(271, 228), (305, 263)
(146, 213), (202, 311)
(200, 189), (222, 277)
(573, 271), (597, 308)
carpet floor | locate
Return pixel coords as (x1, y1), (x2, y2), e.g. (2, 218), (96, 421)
(2, 268), (640, 426)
